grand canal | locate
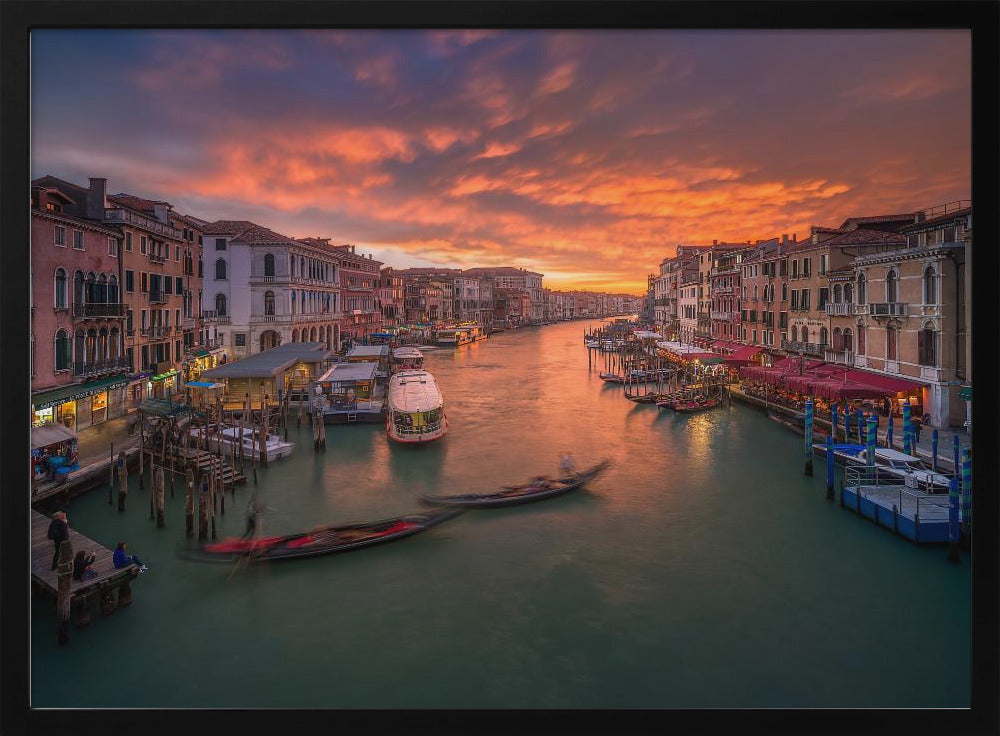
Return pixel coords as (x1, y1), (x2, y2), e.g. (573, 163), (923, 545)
(31, 319), (970, 708)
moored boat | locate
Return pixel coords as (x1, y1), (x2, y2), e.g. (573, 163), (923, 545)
(386, 369), (448, 443)
(184, 507), (465, 563)
(188, 424), (294, 461)
(672, 395), (724, 413)
(599, 372), (624, 383)
(419, 460), (611, 508)
(812, 444), (952, 492)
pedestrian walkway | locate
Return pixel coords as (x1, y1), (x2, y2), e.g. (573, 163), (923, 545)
(75, 414), (139, 468)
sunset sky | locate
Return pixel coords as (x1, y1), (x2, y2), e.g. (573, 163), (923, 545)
(30, 30), (970, 294)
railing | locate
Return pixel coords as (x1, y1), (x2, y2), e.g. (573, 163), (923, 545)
(104, 208), (184, 240)
(72, 302), (126, 318)
(126, 328), (135, 337)
(141, 325), (169, 338)
(844, 466), (951, 506)
(781, 339), (827, 357)
(201, 311), (230, 324)
(73, 357), (131, 377)
(825, 302), (854, 316)
(148, 292), (168, 304)
(710, 311), (733, 321)
(250, 274), (278, 283)
(182, 317), (197, 329)
(824, 349), (855, 365)
(919, 200), (971, 219)
(870, 302), (907, 317)
(147, 252), (166, 265)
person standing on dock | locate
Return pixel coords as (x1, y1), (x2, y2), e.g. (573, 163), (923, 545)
(47, 510), (69, 570)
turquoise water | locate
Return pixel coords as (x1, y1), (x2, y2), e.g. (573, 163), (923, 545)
(30, 320), (970, 708)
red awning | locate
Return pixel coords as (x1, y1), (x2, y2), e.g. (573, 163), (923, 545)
(807, 379), (889, 401)
(845, 369), (923, 394)
(682, 351), (720, 362)
(722, 345), (763, 364)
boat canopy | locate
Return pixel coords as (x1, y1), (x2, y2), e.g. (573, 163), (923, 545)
(388, 370), (443, 413)
(316, 362), (378, 384)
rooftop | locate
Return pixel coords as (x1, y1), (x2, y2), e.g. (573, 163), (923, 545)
(203, 342), (332, 379)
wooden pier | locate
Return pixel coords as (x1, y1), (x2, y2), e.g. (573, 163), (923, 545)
(171, 447), (246, 488)
(31, 510), (139, 623)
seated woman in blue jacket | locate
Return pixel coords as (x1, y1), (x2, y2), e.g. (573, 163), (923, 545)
(113, 541), (147, 572)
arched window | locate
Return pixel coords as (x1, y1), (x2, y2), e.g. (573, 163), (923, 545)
(781, 282), (787, 301)
(857, 325), (865, 355)
(98, 327), (108, 361)
(108, 275), (119, 304)
(85, 272), (96, 303)
(833, 283), (842, 302)
(919, 321), (937, 366)
(753, 285), (758, 300)
(215, 258), (227, 280)
(292, 328), (299, 342)
(86, 329), (97, 364)
(843, 282), (853, 304)
(55, 329), (71, 371)
(97, 273), (108, 304)
(264, 290), (275, 316)
(74, 270), (85, 305)
(886, 269), (897, 303)
(215, 293), (227, 317)
(832, 327), (842, 351)
(886, 327), (897, 361)
(54, 268), (68, 309)
(790, 325), (798, 342)
(843, 328), (853, 353)
(264, 253), (275, 277)
(923, 265), (937, 304)
(289, 255), (295, 276)
(820, 327), (828, 346)
(74, 329), (84, 366)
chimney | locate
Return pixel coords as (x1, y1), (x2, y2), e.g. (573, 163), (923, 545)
(712, 239), (718, 245)
(792, 233), (796, 242)
(86, 177), (107, 220)
(153, 202), (169, 224)
(781, 233), (788, 245)
(351, 245), (355, 254)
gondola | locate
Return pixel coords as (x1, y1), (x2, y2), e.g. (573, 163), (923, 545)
(672, 396), (724, 413)
(599, 372), (624, 383)
(179, 507), (465, 563)
(419, 459), (611, 508)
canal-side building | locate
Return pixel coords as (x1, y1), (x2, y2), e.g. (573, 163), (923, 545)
(332, 243), (383, 344)
(378, 267), (405, 330)
(709, 245), (750, 343)
(200, 223), (342, 360)
(850, 202), (971, 428)
(30, 181), (130, 433)
(463, 267), (544, 324)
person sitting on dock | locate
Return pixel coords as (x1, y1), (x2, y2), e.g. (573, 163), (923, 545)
(72, 549), (98, 581)
(113, 541), (147, 572)
(47, 510), (69, 571)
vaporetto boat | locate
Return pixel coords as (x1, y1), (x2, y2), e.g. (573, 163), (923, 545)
(386, 369), (448, 444)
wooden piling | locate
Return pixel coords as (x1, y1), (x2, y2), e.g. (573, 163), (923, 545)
(108, 442), (115, 505)
(169, 418), (176, 498)
(154, 465), (165, 528)
(118, 579), (132, 607)
(185, 468), (194, 538)
(56, 539), (73, 645)
(138, 418), (145, 489)
(210, 464), (217, 540)
(825, 435), (835, 500)
(803, 400), (814, 477)
(116, 451), (127, 512)
(261, 395), (269, 468)
(198, 473), (209, 542)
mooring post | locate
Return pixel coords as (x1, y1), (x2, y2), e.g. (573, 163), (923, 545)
(803, 399), (814, 476)
(56, 539), (73, 646)
(831, 404), (839, 444)
(931, 428), (939, 471)
(960, 447), (972, 540)
(154, 465), (165, 528)
(185, 468), (195, 539)
(117, 451), (127, 512)
(826, 435), (835, 500)
(947, 475), (960, 563)
(198, 474), (209, 542)
(108, 441), (115, 505)
(887, 413), (894, 449)
(902, 401), (912, 456)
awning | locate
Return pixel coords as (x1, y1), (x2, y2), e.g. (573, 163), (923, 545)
(184, 381), (225, 389)
(806, 379), (889, 401)
(32, 374), (131, 410)
(682, 352), (725, 364)
(31, 422), (77, 450)
(722, 346), (763, 364)
(845, 369), (923, 394)
(151, 368), (181, 382)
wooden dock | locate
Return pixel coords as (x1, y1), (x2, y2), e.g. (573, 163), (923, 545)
(171, 447), (246, 487)
(32, 445), (141, 505)
(840, 484), (952, 544)
(31, 509), (139, 617)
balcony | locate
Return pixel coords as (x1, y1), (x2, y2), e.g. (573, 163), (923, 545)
(141, 325), (169, 339)
(72, 302), (126, 319)
(104, 207), (184, 240)
(250, 274), (279, 284)
(824, 349), (855, 365)
(869, 302), (907, 318)
(182, 317), (197, 329)
(73, 357), (131, 378)
(825, 302), (854, 316)
(147, 252), (166, 265)
(200, 310), (230, 324)
(148, 292), (168, 304)
(710, 311), (734, 321)
(781, 339), (827, 357)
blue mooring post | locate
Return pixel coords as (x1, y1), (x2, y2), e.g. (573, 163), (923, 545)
(887, 414), (894, 449)
(826, 434), (835, 500)
(953, 434), (960, 478)
(844, 407), (850, 447)
(960, 447), (972, 539)
(856, 408), (864, 444)
(947, 476), (960, 563)
(804, 399), (814, 476)
(866, 415), (877, 470)
(902, 401), (912, 456)
(931, 428), (939, 471)
(831, 404), (839, 443)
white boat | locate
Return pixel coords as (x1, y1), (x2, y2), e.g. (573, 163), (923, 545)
(391, 346), (425, 372)
(189, 425), (295, 461)
(435, 324), (482, 347)
(386, 370), (448, 444)
(852, 447), (952, 492)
